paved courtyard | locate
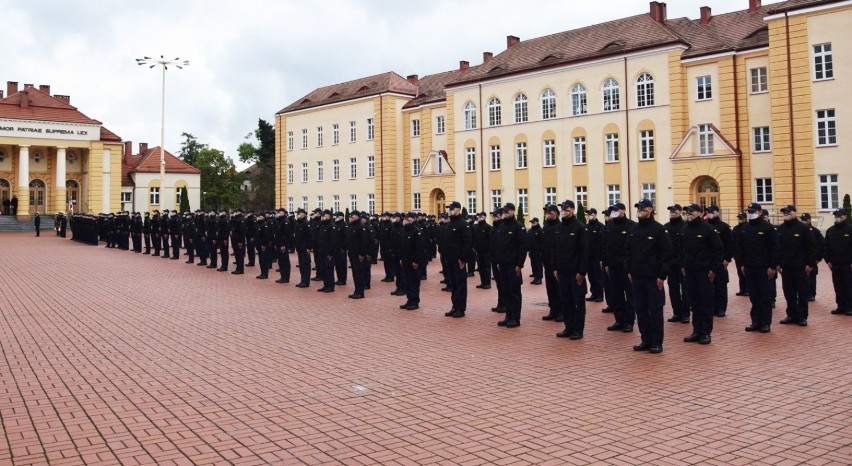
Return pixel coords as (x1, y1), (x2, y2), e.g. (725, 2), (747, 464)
(0, 232), (850, 465)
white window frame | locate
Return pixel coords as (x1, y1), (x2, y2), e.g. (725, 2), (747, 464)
(436, 115), (445, 134)
(465, 147), (476, 172)
(367, 118), (374, 141)
(287, 164), (294, 184)
(816, 109), (837, 146)
(368, 193), (375, 215)
(349, 194), (357, 211)
(288, 197), (294, 212)
(636, 73), (654, 108)
(301, 129), (308, 149)
(750, 67), (768, 93)
(411, 119), (420, 137)
(491, 189), (502, 211)
(515, 142), (527, 169)
(755, 178), (773, 203)
(367, 156), (375, 178)
(575, 186), (587, 208)
(301, 162), (308, 183)
(813, 43), (834, 81)
(349, 157), (357, 179)
(602, 78), (620, 112)
(412, 193), (422, 211)
(332, 195), (340, 212)
(149, 187), (160, 205)
(543, 139), (556, 167)
(332, 159), (340, 181)
(573, 136), (586, 165)
(641, 183), (656, 206)
(541, 89), (556, 120)
(640, 130), (655, 161)
(412, 158), (421, 176)
(467, 191), (477, 213)
(517, 188), (529, 215)
(819, 174), (839, 210)
(121, 192), (131, 203)
(490, 145), (501, 171)
(317, 161), (324, 181)
(301, 196), (308, 211)
(488, 98), (502, 126)
(317, 195), (324, 210)
(287, 131), (294, 151)
(464, 102), (477, 130)
(514, 94), (528, 123)
(607, 185), (621, 207)
(545, 187), (557, 206)
(753, 127), (771, 153)
(605, 133), (619, 163)
(316, 126), (323, 147)
(697, 75), (713, 101)
(698, 124), (714, 155)
(349, 121), (357, 143)
(571, 83), (587, 116)
(332, 124), (340, 145)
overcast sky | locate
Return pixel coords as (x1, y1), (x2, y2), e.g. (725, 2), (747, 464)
(2, 0), (781, 169)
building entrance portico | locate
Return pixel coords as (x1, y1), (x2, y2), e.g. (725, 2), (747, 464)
(693, 176), (720, 210)
(29, 179), (45, 214)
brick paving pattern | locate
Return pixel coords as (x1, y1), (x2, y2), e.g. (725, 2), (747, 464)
(0, 232), (851, 465)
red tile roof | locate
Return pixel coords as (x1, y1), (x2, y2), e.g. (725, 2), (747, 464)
(402, 67), (479, 110)
(667, 4), (774, 58)
(768, 0), (845, 14)
(122, 146), (200, 187)
(277, 72), (418, 114)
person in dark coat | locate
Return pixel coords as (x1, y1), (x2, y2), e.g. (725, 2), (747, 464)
(216, 211), (230, 271)
(489, 209), (505, 313)
(181, 212), (194, 261)
(800, 213), (824, 301)
(584, 208), (604, 302)
(734, 202), (780, 333)
(732, 212), (749, 296)
(245, 212), (257, 267)
(601, 203), (636, 332)
(293, 208), (312, 287)
(310, 208), (323, 282)
(680, 204), (724, 345)
(664, 204), (690, 324)
(142, 212), (152, 254)
(255, 212), (273, 279)
(473, 212), (492, 289)
(398, 212), (426, 310)
(33, 212), (41, 236)
(625, 199), (671, 354)
(169, 211), (182, 259)
(230, 210), (247, 275)
(776, 205), (817, 326)
(442, 201), (473, 318)
(159, 210), (170, 258)
(825, 208), (852, 316)
(273, 209), (292, 283)
(345, 211), (370, 299)
(315, 210), (337, 292)
(333, 212), (348, 285)
(10, 195), (18, 216)
(494, 203), (527, 327)
(527, 217), (543, 285)
(551, 201), (588, 339)
(206, 211), (219, 269)
(541, 205), (562, 321)
(389, 213), (407, 296)
(705, 205), (733, 317)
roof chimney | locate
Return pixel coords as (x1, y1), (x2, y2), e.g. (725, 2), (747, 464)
(39, 84), (51, 94)
(748, 0), (761, 12)
(649, 1), (668, 23)
(20, 89), (28, 109)
(139, 142), (148, 155)
(700, 6), (712, 24)
(406, 74), (419, 85)
(24, 83), (34, 89)
(506, 35), (520, 49)
(483, 51), (493, 63)
(54, 94), (70, 104)
(0, 91), (4, 99)
(459, 60), (469, 71)
(124, 141), (133, 157)
(7, 81), (18, 96)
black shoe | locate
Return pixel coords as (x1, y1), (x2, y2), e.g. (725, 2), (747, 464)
(318, 287), (333, 292)
(217, 268), (228, 272)
(554, 315), (564, 322)
(399, 302), (411, 309)
(476, 285), (491, 289)
(797, 319), (808, 326)
(779, 317), (796, 325)
(381, 278), (395, 282)
(556, 330), (571, 338)
(247, 263), (255, 267)
(735, 292), (748, 296)
(593, 297), (604, 302)
(448, 310), (463, 318)
(699, 335), (711, 345)
(649, 346), (663, 354)
(504, 321), (520, 328)
(348, 293), (364, 299)
(633, 342), (650, 352)
(745, 324), (759, 332)
(467, 272), (475, 277)
(231, 271), (243, 275)
(622, 325), (633, 333)
(256, 275), (268, 279)
(601, 307), (613, 313)
(530, 279), (541, 285)
(569, 333), (583, 340)
(275, 279), (289, 284)
(714, 312), (726, 317)
(206, 265), (217, 269)
(444, 309), (456, 317)
(528, 274), (535, 278)
(807, 297), (815, 302)
(420, 276), (426, 281)
(497, 320), (508, 327)
(491, 307), (507, 313)
(683, 333), (700, 343)
(585, 296), (596, 301)
(441, 287), (451, 292)
(830, 308), (845, 315)
(404, 304), (419, 310)
(335, 281), (346, 286)
(681, 317), (691, 324)
(311, 277), (322, 281)
(185, 260), (193, 264)
(542, 315), (556, 321)
(759, 325), (771, 333)
(607, 323), (623, 331)
(439, 280), (447, 284)
(667, 315), (682, 323)
(197, 262), (207, 266)
(295, 283), (309, 288)
(845, 310), (852, 316)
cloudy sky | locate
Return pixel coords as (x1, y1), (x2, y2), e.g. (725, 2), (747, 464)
(2, 0), (780, 169)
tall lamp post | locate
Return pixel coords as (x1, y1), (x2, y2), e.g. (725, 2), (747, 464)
(135, 55), (188, 210)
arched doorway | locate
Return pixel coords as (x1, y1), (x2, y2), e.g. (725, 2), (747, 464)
(693, 176), (720, 210)
(66, 180), (79, 211)
(29, 179), (46, 214)
(0, 179), (10, 215)
(430, 188), (446, 215)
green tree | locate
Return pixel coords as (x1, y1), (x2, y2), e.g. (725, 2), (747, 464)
(844, 194), (851, 222)
(238, 119), (276, 210)
(461, 207), (468, 217)
(179, 186), (190, 213)
(196, 146), (243, 210)
(177, 132), (205, 167)
(577, 201), (586, 223)
(517, 209), (526, 226)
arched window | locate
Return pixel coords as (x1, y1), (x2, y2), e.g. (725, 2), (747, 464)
(488, 97), (502, 126)
(464, 102), (477, 130)
(571, 83), (587, 116)
(602, 78), (620, 112)
(636, 73), (654, 108)
(541, 89), (556, 120)
(514, 93), (528, 123)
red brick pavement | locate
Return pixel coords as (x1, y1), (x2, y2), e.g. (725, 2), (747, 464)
(0, 232), (851, 465)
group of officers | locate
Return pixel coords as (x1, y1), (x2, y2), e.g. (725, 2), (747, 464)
(63, 198), (852, 354)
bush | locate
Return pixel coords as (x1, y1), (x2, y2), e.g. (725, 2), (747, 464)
(577, 201), (586, 223)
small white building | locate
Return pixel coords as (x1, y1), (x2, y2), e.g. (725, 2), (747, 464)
(121, 141), (201, 213)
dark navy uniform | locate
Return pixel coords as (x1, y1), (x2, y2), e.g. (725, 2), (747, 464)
(256, 214), (273, 279)
(601, 204), (636, 331)
(527, 219), (543, 284)
(334, 214), (348, 285)
(206, 212), (219, 268)
(680, 204), (723, 344)
(316, 211), (337, 291)
(494, 204), (527, 327)
(230, 212), (247, 274)
(345, 212), (370, 298)
(801, 213), (824, 301)
(398, 213), (426, 309)
(442, 203), (473, 318)
(706, 206), (733, 317)
(734, 203), (780, 332)
(541, 206), (562, 320)
(293, 210), (312, 287)
(274, 210), (292, 283)
(776, 205), (817, 326)
(584, 210), (604, 301)
(550, 201), (588, 338)
(473, 214), (492, 288)
(825, 209), (852, 316)
(664, 205), (690, 323)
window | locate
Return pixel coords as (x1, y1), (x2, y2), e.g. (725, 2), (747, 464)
(121, 192), (131, 203)
(436, 115), (445, 134)
(173, 188), (180, 205)
(602, 78), (620, 112)
(332, 159), (340, 181)
(491, 190), (502, 211)
(515, 142), (527, 169)
(753, 127), (771, 152)
(819, 174), (839, 210)
(488, 98), (502, 126)
(367, 156), (375, 178)
(750, 67), (768, 93)
(349, 157), (357, 179)
(333, 195), (340, 212)
(464, 102), (477, 130)
(367, 118), (374, 140)
(349, 121), (357, 142)
(317, 161), (324, 181)
(571, 83), (587, 116)
(755, 178), (773, 203)
(541, 89), (556, 120)
(816, 109), (837, 146)
(317, 195), (324, 210)
(301, 162), (308, 182)
(573, 136), (586, 165)
(349, 194), (357, 211)
(641, 183), (656, 206)
(518, 189), (528, 214)
(437, 154), (445, 174)
(607, 185), (621, 206)
(514, 94), (528, 123)
(332, 124), (340, 145)
(301, 129), (308, 149)
(412, 193), (421, 210)
(697, 76), (712, 100)
(636, 73), (654, 108)
(368, 194), (375, 215)
(575, 186), (587, 208)
(490, 145), (501, 170)
(411, 119), (420, 137)
(543, 139), (556, 167)
(317, 126), (323, 147)
(814, 43), (833, 80)
(465, 147), (476, 172)
(467, 191), (477, 213)
(287, 131), (294, 151)
(287, 164), (294, 184)
(640, 130), (655, 160)
(301, 196), (308, 211)
(605, 133), (619, 163)
(412, 158), (421, 176)
(288, 197), (294, 212)
(545, 187), (557, 206)
(698, 124), (714, 155)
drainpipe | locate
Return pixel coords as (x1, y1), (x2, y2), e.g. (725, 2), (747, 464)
(379, 95), (384, 212)
(785, 12), (798, 205)
(478, 84), (484, 212)
(623, 57), (632, 208)
(733, 56), (744, 211)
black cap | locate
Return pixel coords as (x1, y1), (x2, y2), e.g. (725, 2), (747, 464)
(321, 209), (332, 216)
(800, 213), (811, 220)
(477, 211), (487, 217)
(360, 212), (369, 219)
(296, 208), (307, 214)
(503, 202), (516, 211)
(560, 200), (575, 209)
(334, 211), (344, 217)
(780, 204), (797, 213)
(404, 211), (417, 219)
(585, 208), (597, 215)
(531, 217), (540, 223)
(492, 208), (504, 216)
(705, 204), (720, 213)
(746, 202), (762, 213)
(737, 212), (747, 219)
(684, 203), (702, 212)
(761, 209), (769, 216)
(311, 208), (321, 213)
(447, 201), (462, 210)
(612, 202), (626, 211)
(545, 204), (560, 213)
(634, 199), (653, 210)
(832, 208), (848, 217)
(667, 204), (683, 212)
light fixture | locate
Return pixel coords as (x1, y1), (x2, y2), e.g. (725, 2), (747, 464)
(67, 153), (75, 165)
(34, 152), (41, 163)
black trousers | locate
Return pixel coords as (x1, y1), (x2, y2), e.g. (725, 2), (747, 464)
(476, 250), (491, 286)
(246, 238), (256, 266)
(447, 260), (467, 312)
(607, 265), (635, 326)
(632, 277), (665, 347)
(144, 233), (151, 253)
(349, 254), (368, 294)
(335, 250), (347, 283)
(161, 234), (169, 255)
(808, 266), (819, 299)
(277, 247), (291, 281)
(313, 251), (323, 278)
(219, 241), (229, 270)
(383, 248), (396, 280)
(186, 239), (195, 262)
(713, 268), (729, 314)
(492, 260), (504, 308)
(152, 234), (161, 255)
(395, 258), (408, 293)
(258, 246), (270, 277)
(685, 269), (714, 336)
(529, 250), (543, 280)
(468, 251), (477, 275)
(199, 238), (209, 264)
(209, 241), (218, 267)
(667, 268), (690, 319)
(558, 270), (587, 334)
(587, 259), (603, 299)
(745, 267), (774, 327)
(171, 234), (181, 258)
(830, 263), (852, 313)
(233, 241), (245, 273)
(322, 254), (336, 290)
(498, 264), (522, 323)
(297, 250), (311, 285)
(544, 264), (561, 317)
(781, 266), (809, 321)
(404, 264), (420, 305)
(735, 260), (748, 294)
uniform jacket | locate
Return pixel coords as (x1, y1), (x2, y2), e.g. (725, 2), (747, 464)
(824, 221), (852, 265)
(493, 216), (527, 267)
(293, 217), (311, 252)
(601, 216), (636, 269)
(473, 221), (491, 253)
(526, 224), (542, 252)
(442, 215), (473, 262)
(734, 218), (780, 268)
(664, 216), (686, 269)
(398, 223), (426, 265)
(680, 217), (724, 273)
(346, 220), (369, 257)
(708, 217), (734, 262)
(624, 217), (671, 280)
(550, 215), (588, 274)
(777, 218), (817, 268)
(586, 218), (603, 262)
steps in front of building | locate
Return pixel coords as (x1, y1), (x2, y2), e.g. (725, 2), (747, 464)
(0, 215), (56, 232)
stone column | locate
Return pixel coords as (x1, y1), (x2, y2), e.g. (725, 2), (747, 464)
(56, 147), (67, 213)
(102, 148), (111, 213)
(16, 145), (30, 217)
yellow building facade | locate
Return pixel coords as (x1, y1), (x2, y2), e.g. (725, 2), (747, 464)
(275, 0), (851, 227)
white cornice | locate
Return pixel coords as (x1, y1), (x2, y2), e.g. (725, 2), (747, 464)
(764, 0), (852, 21)
(278, 92), (415, 117)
